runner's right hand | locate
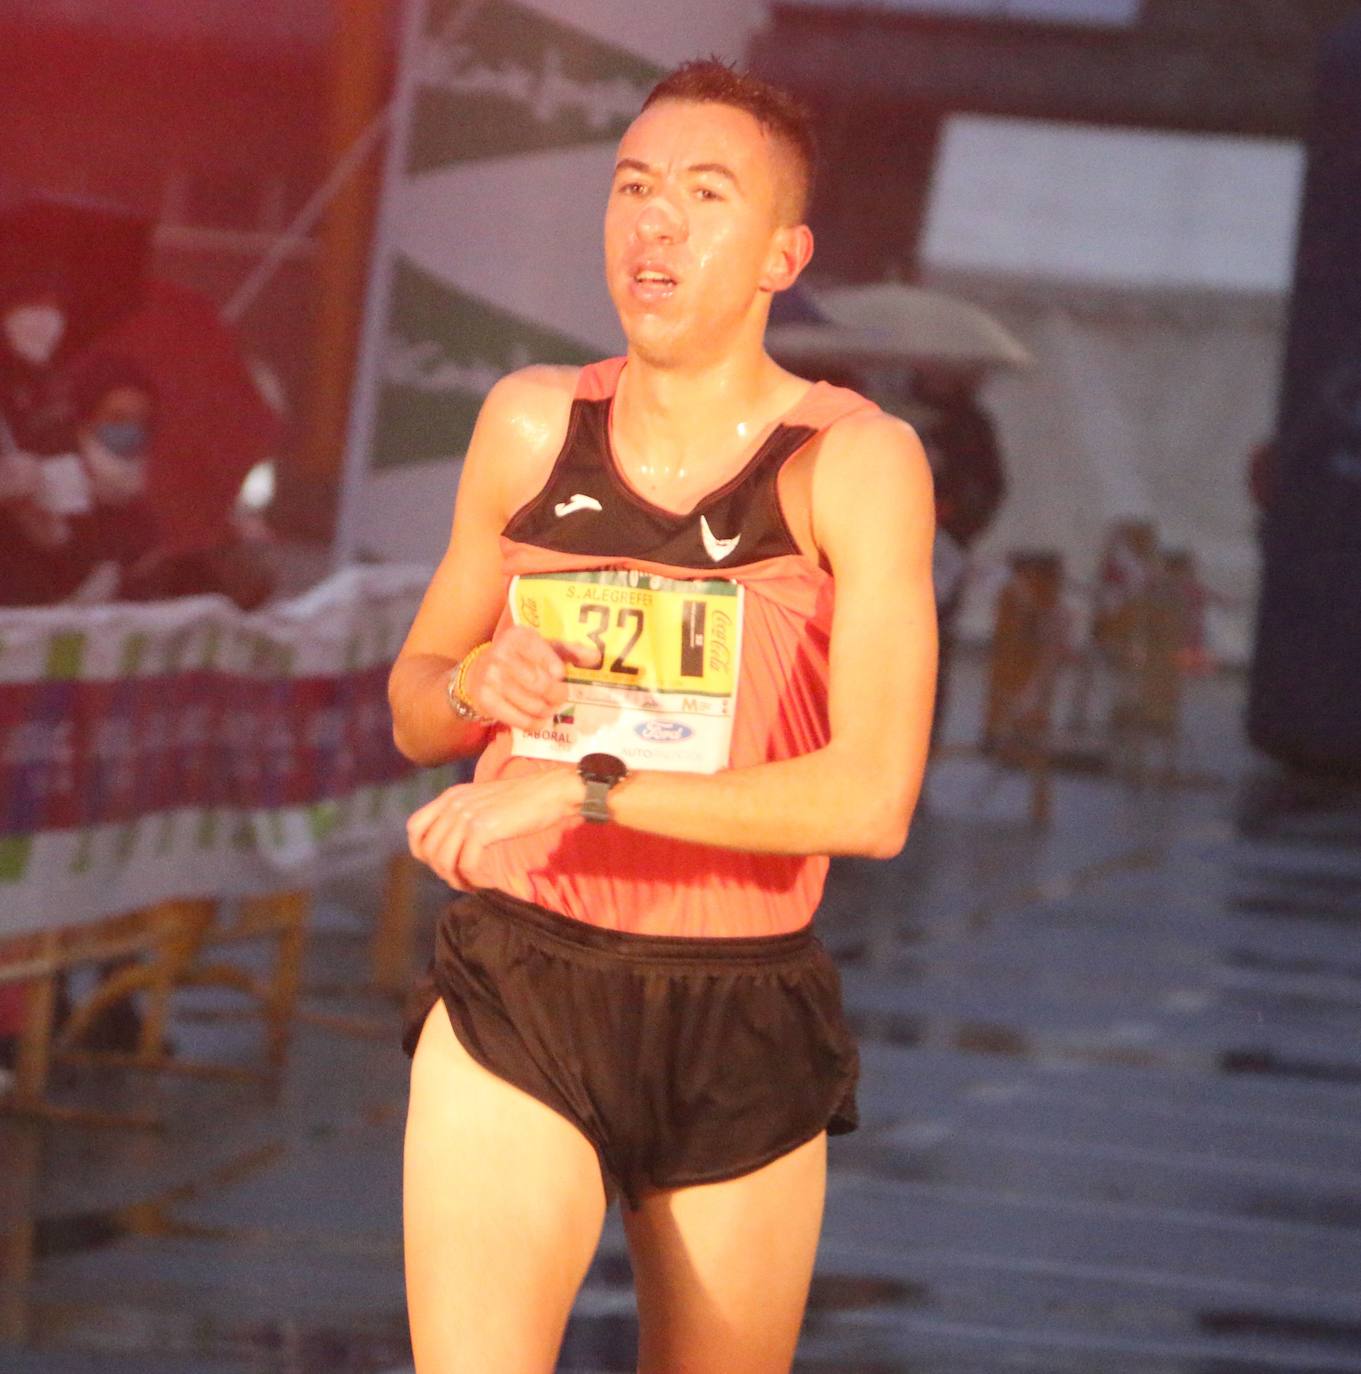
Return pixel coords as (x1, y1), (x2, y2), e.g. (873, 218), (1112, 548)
(462, 625), (601, 732)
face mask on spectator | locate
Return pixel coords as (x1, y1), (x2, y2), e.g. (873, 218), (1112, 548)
(94, 421), (149, 458)
(3, 304), (66, 366)
(81, 432), (147, 505)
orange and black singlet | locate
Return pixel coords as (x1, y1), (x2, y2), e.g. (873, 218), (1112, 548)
(471, 356), (879, 938)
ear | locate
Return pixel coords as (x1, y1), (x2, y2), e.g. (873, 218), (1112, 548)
(759, 223), (814, 294)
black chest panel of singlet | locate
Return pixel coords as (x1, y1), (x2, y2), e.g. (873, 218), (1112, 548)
(503, 397), (816, 570)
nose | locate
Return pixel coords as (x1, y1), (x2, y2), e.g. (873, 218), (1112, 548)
(635, 194), (687, 244)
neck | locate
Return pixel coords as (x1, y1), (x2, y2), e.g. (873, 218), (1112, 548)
(615, 340), (801, 472)
(621, 345), (767, 423)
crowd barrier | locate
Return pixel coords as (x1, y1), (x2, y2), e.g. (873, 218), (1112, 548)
(1, 565), (451, 937)
(0, 566), (453, 1124)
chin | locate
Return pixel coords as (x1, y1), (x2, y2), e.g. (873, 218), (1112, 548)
(628, 338), (681, 369)
(620, 317), (686, 369)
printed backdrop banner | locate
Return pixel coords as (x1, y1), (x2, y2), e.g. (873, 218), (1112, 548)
(0, 567), (455, 939)
(1248, 15), (1361, 772)
(334, 0), (767, 567)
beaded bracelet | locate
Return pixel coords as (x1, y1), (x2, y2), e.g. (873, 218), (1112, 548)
(445, 642), (495, 724)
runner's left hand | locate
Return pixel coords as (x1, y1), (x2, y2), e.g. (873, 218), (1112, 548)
(407, 769), (583, 890)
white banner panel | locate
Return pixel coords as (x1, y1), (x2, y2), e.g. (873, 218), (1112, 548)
(925, 116), (1304, 294)
(336, 0), (768, 568)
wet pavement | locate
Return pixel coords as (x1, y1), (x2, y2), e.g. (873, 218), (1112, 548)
(3, 658), (1360, 1373)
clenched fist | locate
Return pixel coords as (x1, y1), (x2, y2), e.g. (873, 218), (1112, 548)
(462, 625), (600, 732)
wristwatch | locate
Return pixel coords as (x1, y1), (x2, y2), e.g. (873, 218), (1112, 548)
(577, 752), (628, 823)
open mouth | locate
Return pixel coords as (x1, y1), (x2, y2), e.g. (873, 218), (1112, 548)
(632, 266), (678, 296)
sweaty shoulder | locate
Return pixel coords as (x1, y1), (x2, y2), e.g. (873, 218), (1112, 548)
(814, 409), (929, 493)
(465, 365), (580, 520)
(809, 409), (934, 560)
(479, 365), (578, 460)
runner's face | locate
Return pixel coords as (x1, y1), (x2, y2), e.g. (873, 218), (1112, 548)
(605, 100), (800, 365)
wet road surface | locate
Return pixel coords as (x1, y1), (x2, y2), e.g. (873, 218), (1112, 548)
(3, 666), (1360, 1372)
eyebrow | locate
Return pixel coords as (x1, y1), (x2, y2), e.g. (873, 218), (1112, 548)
(613, 158), (744, 192)
(689, 162), (742, 190)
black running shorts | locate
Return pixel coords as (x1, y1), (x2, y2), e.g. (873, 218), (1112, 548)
(401, 888), (859, 1209)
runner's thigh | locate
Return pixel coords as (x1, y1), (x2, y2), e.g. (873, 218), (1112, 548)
(623, 1132), (827, 1374)
(404, 998), (607, 1373)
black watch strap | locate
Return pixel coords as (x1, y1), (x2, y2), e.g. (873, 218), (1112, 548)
(577, 752), (627, 823)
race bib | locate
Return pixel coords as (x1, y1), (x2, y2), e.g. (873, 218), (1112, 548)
(508, 569), (744, 773)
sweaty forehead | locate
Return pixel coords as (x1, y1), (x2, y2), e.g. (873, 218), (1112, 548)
(619, 101), (775, 181)
(619, 99), (805, 223)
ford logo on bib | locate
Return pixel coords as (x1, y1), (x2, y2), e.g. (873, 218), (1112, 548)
(635, 720), (693, 743)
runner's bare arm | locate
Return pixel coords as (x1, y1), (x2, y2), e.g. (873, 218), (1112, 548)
(410, 414), (936, 883)
(605, 412), (936, 855)
(388, 367), (580, 765)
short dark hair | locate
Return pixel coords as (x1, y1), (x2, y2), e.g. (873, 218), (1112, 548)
(641, 58), (816, 224)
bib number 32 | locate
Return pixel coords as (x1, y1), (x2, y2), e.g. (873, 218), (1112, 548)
(508, 569), (744, 774)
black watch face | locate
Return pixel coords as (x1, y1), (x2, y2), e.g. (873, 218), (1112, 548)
(578, 752), (627, 783)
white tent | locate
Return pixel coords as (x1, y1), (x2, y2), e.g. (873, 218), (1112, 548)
(921, 114), (1305, 661)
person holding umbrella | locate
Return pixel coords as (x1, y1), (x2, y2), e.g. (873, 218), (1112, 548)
(0, 265), (70, 487)
(0, 266), (83, 603)
(903, 359), (1008, 747)
(0, 196), (152, 599)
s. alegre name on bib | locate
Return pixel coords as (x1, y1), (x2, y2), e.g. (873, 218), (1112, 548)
(508, 569), (743, 773)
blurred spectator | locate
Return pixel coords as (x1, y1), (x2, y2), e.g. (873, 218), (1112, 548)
(97, 279), (280, 609)
(0, 354), (160, 606)
(1066, 518), (1159, 736)
(984, 551), (1072, 761)
(904, 362), (1008, 748)
(1, 269), (70, 527)
(1162, 548), (1214, 676)
(1090, 519), (1158, 657)
(1, 268), (70, 450)
(910, 362), (1007, 550)
(74, 354), (155, 505)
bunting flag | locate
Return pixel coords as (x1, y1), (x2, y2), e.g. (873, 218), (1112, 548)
(336, 0), (764, 563)
(373, 259), (597, 469)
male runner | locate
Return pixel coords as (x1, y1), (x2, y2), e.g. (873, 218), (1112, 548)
(393, 60), (936, 1373)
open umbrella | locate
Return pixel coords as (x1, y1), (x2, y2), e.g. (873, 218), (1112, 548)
(767, 281), (910, 375)
(768, 281), (1032, 372)
(817, 283), (1032, 370)
(765, 319), (915, 371)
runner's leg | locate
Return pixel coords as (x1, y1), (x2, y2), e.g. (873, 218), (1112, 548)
(622, 1132), (827, 1374)
(404, 999), (607, 1373)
